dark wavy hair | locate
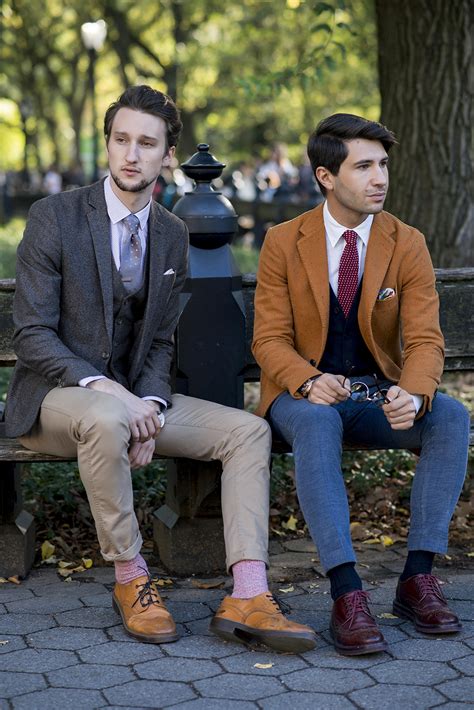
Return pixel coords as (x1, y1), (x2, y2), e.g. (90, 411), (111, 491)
(104, 85), (183, 149)
(307, 113), (396, 195)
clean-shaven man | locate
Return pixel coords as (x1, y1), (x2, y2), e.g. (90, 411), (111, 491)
(253, 113), (469, 655)
(6, 85), (315, 652)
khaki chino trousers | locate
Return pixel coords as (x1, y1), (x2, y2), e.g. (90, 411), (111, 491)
(20, 388), (271, 570)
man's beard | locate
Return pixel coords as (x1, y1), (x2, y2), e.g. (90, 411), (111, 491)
(111, 172), (157, 193)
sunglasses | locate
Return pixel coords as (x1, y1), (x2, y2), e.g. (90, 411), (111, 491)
(343, 370), (390, 408)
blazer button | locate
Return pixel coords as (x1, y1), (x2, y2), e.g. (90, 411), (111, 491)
(102, 351), (110, 360)
(334, 307), (340, 314)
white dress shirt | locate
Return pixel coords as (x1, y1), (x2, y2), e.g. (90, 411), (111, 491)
(322, 202), (422, 413)
(79, 177), (166, 411)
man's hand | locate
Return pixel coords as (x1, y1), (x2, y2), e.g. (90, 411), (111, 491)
(129, 439), (156, 469)
(87, 378), (162, 442)
(382, 386), (416, 430)
(307, 373), (350, 405)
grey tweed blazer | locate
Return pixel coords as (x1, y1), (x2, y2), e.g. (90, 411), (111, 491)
(5, 179), (189, 438)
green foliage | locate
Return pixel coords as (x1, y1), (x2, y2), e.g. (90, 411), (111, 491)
(0, 218), (24, 278)
(231, 243), (259, 273)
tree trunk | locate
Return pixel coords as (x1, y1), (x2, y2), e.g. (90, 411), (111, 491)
(375, 0), (474, 267)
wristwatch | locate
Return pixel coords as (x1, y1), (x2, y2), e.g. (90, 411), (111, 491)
(156, 411), (166, 428)
(297, 376), (318, 398)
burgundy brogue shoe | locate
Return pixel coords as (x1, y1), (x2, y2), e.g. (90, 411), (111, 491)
(330, 590), (388, 656)
(393, 574), (462, 634)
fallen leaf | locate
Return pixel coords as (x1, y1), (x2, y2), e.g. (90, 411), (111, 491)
(58, 561), (75, 569)
(82, 558), (93, 569)
(362, 538), (381, 545)
(359, 563), (370, 568)
(445, 555), (452, 560)
(380, 535), (394, 547)
(153, 578), (173, 587)
(282, 514), (298, 531)
(278, 585), (294, 594)
(191, 579), (225, 590)
(254, 663), (274, 669)
(0, 578), (8, 584)
(57, 568), (73, 577)
(41, 540), (55, 561)
(64, 576), (72, 583)
(270, 527), (285, 537)
(466, 552), (474, 558)
(0, 640), (9, 646)
(7, 576), (20, 585)
(377, 612), (398, 619)
(308, 583), (320, 589)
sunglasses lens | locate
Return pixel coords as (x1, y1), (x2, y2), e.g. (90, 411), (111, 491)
(372, 389), (389, 407)
(350, 383), (368, 402)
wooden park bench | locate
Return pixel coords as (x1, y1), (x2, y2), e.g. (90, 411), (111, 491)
(1, 268), (473, 578)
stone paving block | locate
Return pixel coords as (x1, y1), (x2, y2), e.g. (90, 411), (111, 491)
(286, 610), (329, 633)
(219, 650), (308, 675)
(28, 626), (109, 650)
(259, 691), (357, 709)
(367, 659), (459, 685)
(74, 567), (115, 584)
(464, 637), (474, 649)
(161, 588), (227, 602)
(106, 622), (186, 643)
(79, 640), (164, 665)
(282, 666), (373, 694)
(436, 676), (474, 702)
(283, 539), (317, 554)
(103, 680), (196, 707)
(5, 595), (84, 615)
(389, 638), (470, 661)
(183, 617), (213, 636)
(135, 656), (221, 681)
(436, 704), (474, 710)
(11, 687), (105, 709)
(0, 648), (77, 672)
(54, 606), (119, 628)
(162, 635), (245, 659)
(275, 592), (333, 612)
(166, 601), (214, 623)
(376, 624), (410, 644)
(22, 570), (61, 589)
(47, 662), (134, 689)
(303, 646), (389, 669)
(441, 576), (474, 600)
(0, 605), (5, 615)
(80, 593), (113, 608)
(0, 587), (35, 604)
(448, 655), (474, 675)
(349, 683), (445, 709)
(165, 700), (257, 710)
(0, 635), (26, 654)
(0, 612), (56, 635)
(33, 582), (109, 598)
(194, 673), (285, 700)
(449, 600), (474, 621)
(0, 670), (46, 699)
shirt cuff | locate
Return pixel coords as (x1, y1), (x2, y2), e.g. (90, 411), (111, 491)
(411, 394), (423, 414)
(79, 375), (106, 387)
(142, 396), (168, 411)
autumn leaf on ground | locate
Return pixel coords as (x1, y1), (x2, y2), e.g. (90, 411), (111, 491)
(377, 612), (398, 619)
(362, 538), (381, 545)
(7, 576), (20, 585)
(41, 540), (55, 561)
(0, 640), (9, 646)
(191, 579), (225, 590)
(82, 558), (93, 569)
(466, 552), (474, 558)
(254, 663), (273, 669)
(152, 578), (173, 587)
(0, 578), (8, 584)
(278, 585), (294, 594)
(270, 527), (285, 537)
(380, 535), (394, 547)
(282, 514), (298, 531)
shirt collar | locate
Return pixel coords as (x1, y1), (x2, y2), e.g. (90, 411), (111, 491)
(323, 201), (373, 248)
(103, 175), (152, 230)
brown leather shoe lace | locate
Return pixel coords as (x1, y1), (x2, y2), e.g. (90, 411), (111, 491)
(132, 577), (164, 610)
(266, 593), (291, 615)
(339, 590), (374, 628)
(412, 574), (445, 603)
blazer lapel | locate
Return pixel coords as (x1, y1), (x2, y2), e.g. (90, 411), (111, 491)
(296, 205), (330, 339)
(358, 212), (396, 343)
(87, 182), (114, 344)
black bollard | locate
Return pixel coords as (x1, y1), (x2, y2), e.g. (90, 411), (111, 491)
(153, 144), (245, 575)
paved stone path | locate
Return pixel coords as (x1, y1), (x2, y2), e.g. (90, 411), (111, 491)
(0, 541), (473, 709)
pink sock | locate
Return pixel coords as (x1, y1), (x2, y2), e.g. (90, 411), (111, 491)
(231, 559), (269, 599)
(114, 552), (149, 585)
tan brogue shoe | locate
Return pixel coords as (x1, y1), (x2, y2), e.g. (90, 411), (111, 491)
(112, 575), (178, 643)
(210, 592), (317, 652)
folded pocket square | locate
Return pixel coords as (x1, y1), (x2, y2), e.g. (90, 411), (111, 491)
(163, 268), (175, 276)
(377, 287), (396, 301)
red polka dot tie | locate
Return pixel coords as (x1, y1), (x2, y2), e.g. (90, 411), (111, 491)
(337, 230), (359, 318)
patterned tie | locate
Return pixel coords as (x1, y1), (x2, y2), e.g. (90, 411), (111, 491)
(120, 214), (143, 293)
(337, 229), (359, 318)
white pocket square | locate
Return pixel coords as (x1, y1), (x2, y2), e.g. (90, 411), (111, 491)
(163, 268), (175, 276)
(377, 287), (396, 301)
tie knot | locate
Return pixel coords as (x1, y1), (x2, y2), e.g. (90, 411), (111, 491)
(123, 214), (140, 236)
(342, 229), (358, 247)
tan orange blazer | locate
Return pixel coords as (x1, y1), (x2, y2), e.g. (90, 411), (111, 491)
(252, 204), (444, 418)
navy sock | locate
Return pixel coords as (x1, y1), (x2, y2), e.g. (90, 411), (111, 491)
(327, 562), (363, 601)
(400, 550), (435, 581)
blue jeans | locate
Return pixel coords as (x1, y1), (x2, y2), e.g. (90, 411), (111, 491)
(269, 380), (469, 573)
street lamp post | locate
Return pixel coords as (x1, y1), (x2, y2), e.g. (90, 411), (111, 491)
(81, 20), (107, 183)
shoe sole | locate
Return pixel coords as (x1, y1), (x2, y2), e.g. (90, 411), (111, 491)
(209, 617), (317, 653)
(112, 596), (179, 644)
(392, 600), (462, 634)
(329, 624), (388, 656)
